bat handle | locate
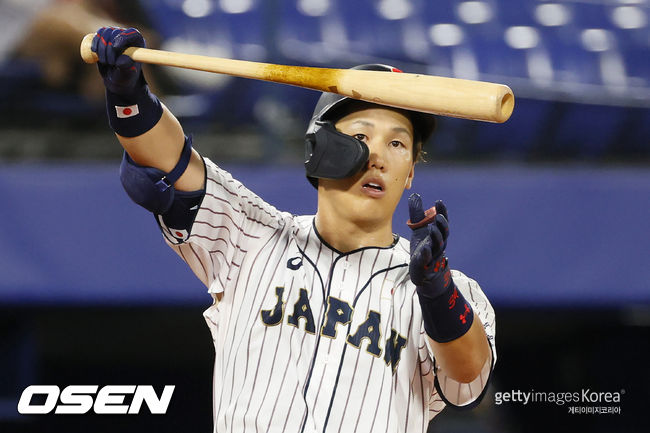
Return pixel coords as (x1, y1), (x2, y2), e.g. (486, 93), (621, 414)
(80, 33), (99, 64)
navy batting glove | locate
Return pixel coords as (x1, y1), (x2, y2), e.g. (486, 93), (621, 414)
(91, 26), (162, 137)
(407, 193), (474, 343)
(92, 27), (145, 97)
(408, 193), (451, 299)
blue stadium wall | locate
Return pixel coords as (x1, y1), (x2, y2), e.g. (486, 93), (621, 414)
(1, 163), (648, 307)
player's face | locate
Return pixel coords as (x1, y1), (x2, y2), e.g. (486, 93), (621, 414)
(318, 106), (415, 226)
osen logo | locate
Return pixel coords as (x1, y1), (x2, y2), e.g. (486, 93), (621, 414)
(17, 385), (175, 415)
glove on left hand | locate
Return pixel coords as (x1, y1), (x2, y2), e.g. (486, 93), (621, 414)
(408, 193), (452, 299)
(407, 193), (474, 343)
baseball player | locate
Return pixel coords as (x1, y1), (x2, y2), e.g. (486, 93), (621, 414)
(91, 27), (496, 432)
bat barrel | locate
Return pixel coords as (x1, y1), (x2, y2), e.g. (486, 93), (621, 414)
(336, 70), (515, 123)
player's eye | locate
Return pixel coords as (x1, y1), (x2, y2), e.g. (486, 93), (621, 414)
(390, 140), (405, 148)
(353, 133), (367, 142)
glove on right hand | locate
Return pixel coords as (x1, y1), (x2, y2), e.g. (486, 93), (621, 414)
(92, 27), (146, 97)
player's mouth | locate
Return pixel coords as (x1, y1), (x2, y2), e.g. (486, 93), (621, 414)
(361, 178), (386, 198)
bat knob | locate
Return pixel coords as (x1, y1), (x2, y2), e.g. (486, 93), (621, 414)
(80, 33), (99, 64)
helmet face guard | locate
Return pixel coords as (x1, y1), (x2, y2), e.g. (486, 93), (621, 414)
(304, 64), (436, 188)
(305, 121), (369, 183)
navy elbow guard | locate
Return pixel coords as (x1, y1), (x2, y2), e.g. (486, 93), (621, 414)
(119, 135), (193, 214)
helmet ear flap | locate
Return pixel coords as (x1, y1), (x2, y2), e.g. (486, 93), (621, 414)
(305, 121), (369, 183)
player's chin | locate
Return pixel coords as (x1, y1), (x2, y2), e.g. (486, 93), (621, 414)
(355, 191), (400, 217)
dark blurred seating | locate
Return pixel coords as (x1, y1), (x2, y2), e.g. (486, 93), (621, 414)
(0, 0), (648, 161)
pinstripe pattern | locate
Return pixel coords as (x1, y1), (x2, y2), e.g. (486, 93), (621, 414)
(158, 159), (497, 433)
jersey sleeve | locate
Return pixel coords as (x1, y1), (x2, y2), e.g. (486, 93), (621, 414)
(158, 157), (289, 295)
(420, 270), (497, 413)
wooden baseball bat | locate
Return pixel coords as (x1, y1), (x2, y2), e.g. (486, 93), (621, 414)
(81, 33), (514, 123)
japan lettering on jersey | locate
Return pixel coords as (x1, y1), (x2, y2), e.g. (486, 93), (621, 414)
(160, 158), (496, 433)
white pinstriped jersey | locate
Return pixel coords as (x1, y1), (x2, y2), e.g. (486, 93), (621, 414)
(159, 158), (497, 433)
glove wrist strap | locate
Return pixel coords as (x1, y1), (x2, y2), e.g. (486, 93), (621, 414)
(417, 282), (474, 343)
(106, 84), (163, 138)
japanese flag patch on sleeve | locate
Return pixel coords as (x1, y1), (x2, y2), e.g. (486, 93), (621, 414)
(115, 104), (140, 118)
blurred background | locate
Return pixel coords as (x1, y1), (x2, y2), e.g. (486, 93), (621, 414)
(0, 0), (648, 432)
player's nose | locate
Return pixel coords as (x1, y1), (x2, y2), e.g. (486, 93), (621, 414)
(366, 140), (386, 171)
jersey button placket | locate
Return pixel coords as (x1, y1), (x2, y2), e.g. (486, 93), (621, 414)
(338, 257), (352, 298)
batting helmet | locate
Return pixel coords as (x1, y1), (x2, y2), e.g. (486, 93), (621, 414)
(304, 64), (437, 188)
